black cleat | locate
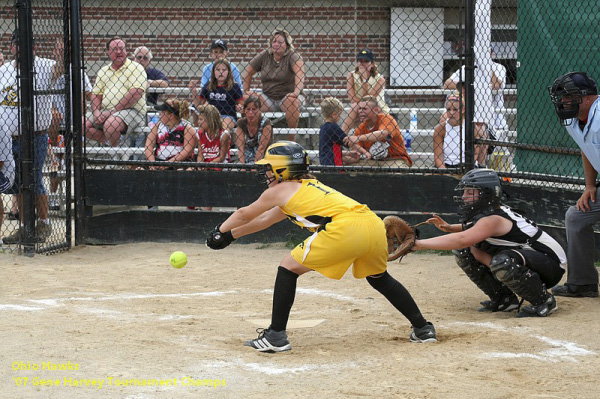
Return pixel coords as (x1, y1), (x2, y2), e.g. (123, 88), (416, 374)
(478, 293), (519, 312)
(552, 284), (598, 298)
(516, 295), (557, 318)
(410, 322), (437, 343)
(244, 328), (291, 353)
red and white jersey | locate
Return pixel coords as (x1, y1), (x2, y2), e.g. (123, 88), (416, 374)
(155, 120), (196, 161)
(199, 129), (230, 162)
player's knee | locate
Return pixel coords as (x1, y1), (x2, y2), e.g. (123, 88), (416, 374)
(453, 248), (476, 271)
(366, 271), (393, 292)
(489, 252), (521, 283)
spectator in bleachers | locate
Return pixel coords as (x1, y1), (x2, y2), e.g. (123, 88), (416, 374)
(200, 39), (242, 89)
(196, 104), (231, 164)
(133, 46), (169, 106)
(341, 49), (389, 134)
(236, 96), (272, 164)
(439, 82), (488, 166)
(85, 37), (147, 147)
(319, 97), (370, 166)
(48, 68), (93, 210)
(243, 28), (305, 141)
(433, 94), (465, 169)
(443, 52), (500, 166)
(1, 31), (59, 244)
(347, 96), (412, 167)
(444, 49), (508, 133)
(190, 59), (243, 137)
(145, 99), (197, 168)
(0, 123), (15, 242)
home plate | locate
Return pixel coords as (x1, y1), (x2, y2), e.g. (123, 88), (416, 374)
(246, 319), (326, 329)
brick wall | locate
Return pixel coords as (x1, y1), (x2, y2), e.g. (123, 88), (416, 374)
(1, 1), (515, 106)
(75, 3), (394, 92)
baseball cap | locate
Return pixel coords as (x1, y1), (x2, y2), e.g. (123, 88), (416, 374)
(569, 72), (598, 95)
(211, 39), (228, 51)
(356, 49), (374, 62)
(154, 102), (178, 114)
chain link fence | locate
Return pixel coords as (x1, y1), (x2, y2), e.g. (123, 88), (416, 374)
(76, 0), (519, 174)
(0, 0), (70, 254)
(2, 0), (596, 251)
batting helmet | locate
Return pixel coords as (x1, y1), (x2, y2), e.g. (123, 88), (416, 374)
(548, 72), (598, 125)
(255, 141), (309, 185)
(453, 168), (503, 221)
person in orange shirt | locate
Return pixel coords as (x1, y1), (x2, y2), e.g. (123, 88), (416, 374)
(347, 96), (413, 166)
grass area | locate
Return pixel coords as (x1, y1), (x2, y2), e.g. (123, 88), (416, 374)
(419, 249), (453, 256)
(285, 230), (309, 249)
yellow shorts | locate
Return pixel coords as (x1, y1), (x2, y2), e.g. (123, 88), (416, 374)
(290, 211), (388, 280)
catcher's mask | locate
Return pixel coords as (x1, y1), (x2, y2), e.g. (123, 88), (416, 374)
(255, 141), (309, 186)
(548, 72), (598, 125)
(454, 168), (502, 221)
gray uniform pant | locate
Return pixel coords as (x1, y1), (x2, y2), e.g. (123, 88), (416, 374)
(565, 186), (600, 285)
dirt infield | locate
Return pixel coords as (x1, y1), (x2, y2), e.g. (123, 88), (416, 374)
(1, 243), (599, 398)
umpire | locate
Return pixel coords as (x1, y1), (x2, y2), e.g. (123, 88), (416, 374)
(548, 72), (600, 298)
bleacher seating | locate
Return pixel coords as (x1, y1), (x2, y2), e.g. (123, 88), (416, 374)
(90, 87), (519, 168)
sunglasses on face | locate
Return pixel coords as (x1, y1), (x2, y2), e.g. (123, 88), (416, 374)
(136, 55), (149, 60)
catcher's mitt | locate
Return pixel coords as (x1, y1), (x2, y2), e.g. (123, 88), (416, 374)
(384, 216), (425, 261)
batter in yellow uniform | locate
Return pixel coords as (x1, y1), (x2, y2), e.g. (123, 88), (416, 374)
(282, 178), (388, 279)
(206, 141), (436, 352)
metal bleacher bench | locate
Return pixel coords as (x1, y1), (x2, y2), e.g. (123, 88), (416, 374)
(77, 146), (433, 167)
(142, 86), (517, 134)
(145, 87), (317, 126)
(117, 87), (519, 166)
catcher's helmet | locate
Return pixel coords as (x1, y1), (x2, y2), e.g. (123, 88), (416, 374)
(453, 168), (503, 221)
(255, 141), (309, 185)
(548, 72), (598, 125)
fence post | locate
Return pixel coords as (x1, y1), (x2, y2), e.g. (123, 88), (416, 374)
(464, 0), (475, 171)
(69, 0), (85, 246)
(15, 0), (35, 256)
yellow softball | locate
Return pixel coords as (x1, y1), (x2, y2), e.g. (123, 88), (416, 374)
(170, 251), (187, 269)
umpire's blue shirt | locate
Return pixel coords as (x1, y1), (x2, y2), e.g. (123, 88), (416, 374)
(565, 96), (600, 173)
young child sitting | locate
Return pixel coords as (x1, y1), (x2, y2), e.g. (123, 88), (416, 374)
(196, 103), (231, 165)
(190, 59), (243, 137)
(318, 97), (369, 165)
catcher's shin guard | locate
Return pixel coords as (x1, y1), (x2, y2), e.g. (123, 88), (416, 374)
(489, 252), (550, 306)
(453, 249), (507, 299)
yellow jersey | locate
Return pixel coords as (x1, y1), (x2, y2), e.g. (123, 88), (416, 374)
(280, 179), (370, 232)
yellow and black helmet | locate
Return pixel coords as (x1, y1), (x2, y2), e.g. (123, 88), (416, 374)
(255, 141), (309, 184)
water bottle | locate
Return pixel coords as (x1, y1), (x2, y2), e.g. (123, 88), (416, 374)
(148, 114), (159, 129)
(406, 108), (417, 153)
(409, 108), (418, 131)
(404, 129), (412, 153)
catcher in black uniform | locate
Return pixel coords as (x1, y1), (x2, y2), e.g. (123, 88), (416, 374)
(411, 169), (566, 317)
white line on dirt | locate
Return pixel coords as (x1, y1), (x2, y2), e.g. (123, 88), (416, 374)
(262, 287), (357, 302)
(64, 291), (237, 301)
(202, 359), (359, 376)
(452, 321), (595, 362)
(0, 304), (45, 311)
(1, 291), (237, 312)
